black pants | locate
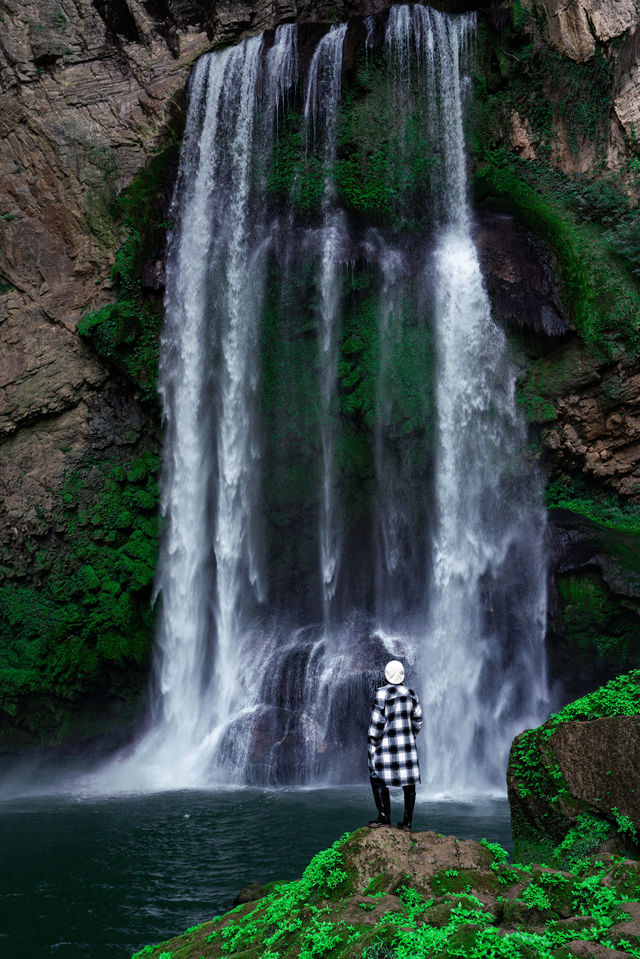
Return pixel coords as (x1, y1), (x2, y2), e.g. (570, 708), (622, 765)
(370, 775), (416, 825)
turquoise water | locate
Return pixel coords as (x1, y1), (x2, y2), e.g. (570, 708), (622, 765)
(0, 788), (511, 959)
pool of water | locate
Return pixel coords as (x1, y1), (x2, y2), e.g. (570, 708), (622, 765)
(0, 788), (511, 959)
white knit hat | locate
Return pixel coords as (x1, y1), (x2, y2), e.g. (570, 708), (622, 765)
(385, 660), (405, 685)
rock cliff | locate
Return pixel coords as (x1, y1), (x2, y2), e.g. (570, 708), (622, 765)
(474, 0), (640, 695)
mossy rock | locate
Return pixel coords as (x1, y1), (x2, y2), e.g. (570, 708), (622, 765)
(508, 671), (640, 865)
(0, 449), (160, 749)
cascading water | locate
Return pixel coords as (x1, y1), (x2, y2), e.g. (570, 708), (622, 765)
(95, 5), (549, 794)
(403, 8), (548, 793)
(304, 25), (349, 631)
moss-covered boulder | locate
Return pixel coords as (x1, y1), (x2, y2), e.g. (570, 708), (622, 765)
(508, 671), (640, 866)
(131, 826), (640, 959)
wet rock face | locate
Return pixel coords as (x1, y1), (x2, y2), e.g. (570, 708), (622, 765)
(545, 509), (640, 701)
(519, 333), (640, 501)
(475, 213), (567, 342)
(542, 354), (640, 499)
(549, 715), (640, 821)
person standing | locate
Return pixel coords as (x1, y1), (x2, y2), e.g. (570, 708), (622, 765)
(367, 660), (423, 831)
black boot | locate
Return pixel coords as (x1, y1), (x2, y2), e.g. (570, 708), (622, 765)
(397, 785), (416, 831)
(368, 777), (391, 827)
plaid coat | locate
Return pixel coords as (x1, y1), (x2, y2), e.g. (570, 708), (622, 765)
(367, 684), (423, 787)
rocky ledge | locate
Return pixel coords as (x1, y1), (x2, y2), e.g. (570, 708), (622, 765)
(132, 826), (640, 959)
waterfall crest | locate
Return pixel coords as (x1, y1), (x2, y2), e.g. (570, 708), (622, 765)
(95, 7), (549, 794)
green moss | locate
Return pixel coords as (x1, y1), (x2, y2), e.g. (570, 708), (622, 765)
(474, 156), (640, 356)
(516, 340), (602, 425)
(0, 450), (160, 746)
(473, 9), (640, 357)
(78, 298), (160, 400)
(554, 569), (640, 667)
(552, 813), (614, 869)
(474, 7), (614, 158)
(546, 476), (640, 534)
(542, 477), (640, 672)
(267, 50), (438, 233)
(334, 58), (435, 232)
(259, 251), (435, 606)
(361, 872), (394, 897)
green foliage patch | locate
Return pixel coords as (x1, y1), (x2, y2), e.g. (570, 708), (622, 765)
(0, 450), (160, 745)
(546, 476), (640, 534)
(267, 50), (439, 233)
(473, 6), (640, 358)
(474, 156), (640, 357)
(259, 252), (435, 606)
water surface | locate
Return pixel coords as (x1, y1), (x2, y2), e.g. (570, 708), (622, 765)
(0, 788), (511, 959)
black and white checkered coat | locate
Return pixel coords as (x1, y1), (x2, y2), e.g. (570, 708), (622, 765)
(367, 684), (423, 787)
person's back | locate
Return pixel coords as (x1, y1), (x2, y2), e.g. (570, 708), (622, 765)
(367, 660), (423, 830)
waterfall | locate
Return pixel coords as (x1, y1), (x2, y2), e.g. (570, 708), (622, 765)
(304, 25), (349, 632)
(93, 6), (549, 794)
(415, 8), (548, 791)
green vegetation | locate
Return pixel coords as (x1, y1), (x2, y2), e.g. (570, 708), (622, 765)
(260, 255), (435, 603)
(543, 668), (640, 723)
(0, 449), (160, 747)
(546, 476), (640, 533)
(131, 829), (640, 959)
(542, 477), (640, 674)
(555, 569), (640, 667)
(267, 50), (438, 233)
(469, 5), (640, 688)
(0, 131), (178, 744)
(473, 156), (640, 356)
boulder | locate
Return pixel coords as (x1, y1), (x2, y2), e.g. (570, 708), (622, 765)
(508, 670), (640, 863)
